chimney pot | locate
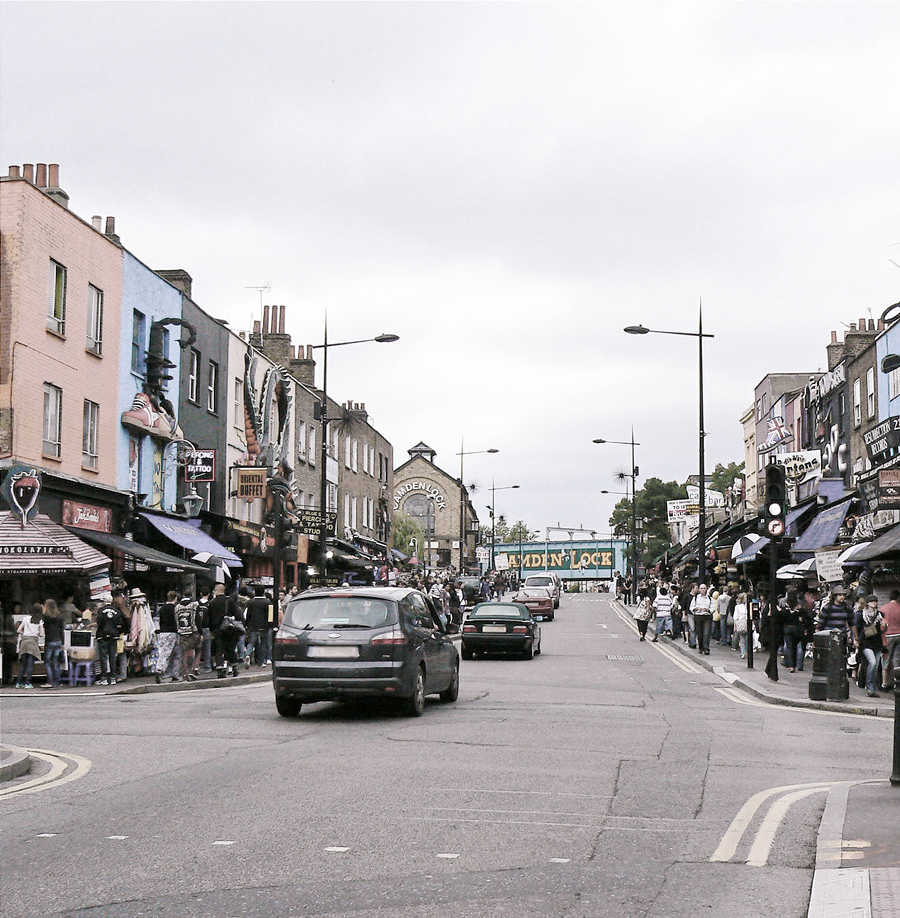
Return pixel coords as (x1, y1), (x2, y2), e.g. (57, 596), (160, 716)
(48, 164), (59, 186)
(879, 319), (886, 330)
(253, 320), (261, 334)
(8, 165), (20, 178)
(23, 164), (34, 182)
(262, 304), (270, 334)
(105, 216), (116, 235)
(92, 216), (102, 230)
(35, 163), (47, 187)
(279, 305), (286, 334)
(831, 330), (837, 343)
(869, 318), (876, 331)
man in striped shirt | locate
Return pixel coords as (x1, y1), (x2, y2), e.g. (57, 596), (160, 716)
(652, 585), (674, 642)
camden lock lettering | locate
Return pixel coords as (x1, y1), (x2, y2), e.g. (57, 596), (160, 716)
(394, 481), (446, 511)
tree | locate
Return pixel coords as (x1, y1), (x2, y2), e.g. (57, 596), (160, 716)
(392, 511), (423, 555)
(711, 461), (745, 498)
(609, 477), (684, 571)
(507, 521), (538, 542)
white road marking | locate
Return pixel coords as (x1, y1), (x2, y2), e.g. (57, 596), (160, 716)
(36, 833), (57, 838)
(549, 858), (571, 863)
(212, 840), (235, 846)
(324, 846), (350, 852)
(0, 749), (91, 799)
(436, 853), (459, 859)
(106, 835), (129, 840)
(714, 686), (768, 707)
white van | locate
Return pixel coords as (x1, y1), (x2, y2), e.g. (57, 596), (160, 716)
(524, 573), (561, 609)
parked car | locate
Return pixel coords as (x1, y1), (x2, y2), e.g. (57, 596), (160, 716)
(512, 586), (554, 621)
(458, 577), (484, 606)
(524, 573), (561, 608)
(461, 602), (541, 660)
(272, 587), (459, 717)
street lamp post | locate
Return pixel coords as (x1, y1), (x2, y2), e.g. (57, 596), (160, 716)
(311, 319), (399, 585)
(455, 442), (498, 574)
(595, 432), (640, 603)
(625, 305), (713, 584)
(488, 481), (520, 571)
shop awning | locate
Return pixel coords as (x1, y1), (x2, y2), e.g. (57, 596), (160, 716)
(791, 498), (853, 554)
(140, 513), (242, 567)
(68, 527), (210, 575)
(0, 512), (110, 575)
(850, 525), (900, 561)
(734, 536), (771, 564)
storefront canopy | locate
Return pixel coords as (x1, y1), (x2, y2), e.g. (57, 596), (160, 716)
(791, 498), (852, 555)
(140, 513), (242, 567)
(0, 511), (110, 575)
(850, 525), (900, 561)
(733, 535), (771, 565)
(68, 527), (210, 575)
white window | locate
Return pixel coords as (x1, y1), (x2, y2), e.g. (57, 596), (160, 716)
(853, 378), (861, 427)
(352, 439), (358, 473)
(131, 311), (145, 375)
(867, 367), (876, 418)
(308, 428), (316, 466)
(344, 492), (351, 527)
(345, 435), (352, 469)
(296, 419), (307, 461)
(207, 360), (218, 412)
(47, 260), (67, 335)
(351, 495), (358, 530)
(83, 399), (99, 469)
(234, 378), (242, 429)
(890, 368), (900, 401)
(43, 383), (62, 457)
(86, 285), (103, 355)
(189, 349), (200, 402)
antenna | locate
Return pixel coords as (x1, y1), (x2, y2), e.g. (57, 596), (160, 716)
(245, 283), (272, 322)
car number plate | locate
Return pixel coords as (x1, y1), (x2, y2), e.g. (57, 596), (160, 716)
(481, 625), (507, 633)
(308, 646), (359, 659)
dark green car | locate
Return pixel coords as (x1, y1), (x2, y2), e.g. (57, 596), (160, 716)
(461, 602), (541, 660)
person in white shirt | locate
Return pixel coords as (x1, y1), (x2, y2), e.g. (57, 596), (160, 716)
(691, 584), (714, 654)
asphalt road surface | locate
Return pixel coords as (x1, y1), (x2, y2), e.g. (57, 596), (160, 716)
(1, 592), (892, 918)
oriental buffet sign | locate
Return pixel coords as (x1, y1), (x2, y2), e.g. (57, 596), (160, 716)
(394, 481), (447, 511)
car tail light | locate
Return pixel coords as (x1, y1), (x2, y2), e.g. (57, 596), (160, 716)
(462, 624), (476, 633)
(512, 626), (528, 634)
(371, 628), (407, 645)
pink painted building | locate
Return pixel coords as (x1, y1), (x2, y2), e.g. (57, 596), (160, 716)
(0, 163), (126, 519)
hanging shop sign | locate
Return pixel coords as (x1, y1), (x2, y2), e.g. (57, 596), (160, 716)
(1, 465), (43, 527)
(62, 500), (113, 533)
(775, 450), (823, 484)
(685, 486), (726, 507)
(185, 449), (217, 483)
(878, 469), (900, 509)
(293, 509), (337, 537)
(863, 417), (900, 465)
(236, 467), (267, 500)
(667, 499), (700, 523)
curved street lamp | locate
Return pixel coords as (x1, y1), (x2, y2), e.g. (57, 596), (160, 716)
(455, 442), (498, 573)
(488, 481), (520, 570)
(625, 306), (714, 583)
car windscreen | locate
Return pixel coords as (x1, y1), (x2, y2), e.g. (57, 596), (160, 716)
(525, 577), (552, 587)
(469, 604), (529, 619)
(283, 596), (398, 630)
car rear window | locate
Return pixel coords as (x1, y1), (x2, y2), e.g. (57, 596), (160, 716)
(526, 577), (552, 587)
(519, 589), (550, 598)
(470, 604), (530, 619)
(283, 596), (399, 630)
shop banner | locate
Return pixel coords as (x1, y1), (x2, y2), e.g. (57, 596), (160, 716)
(878, 469), (900, 509)
(774, 450), (823, 484)
(62, 500), (112, 532)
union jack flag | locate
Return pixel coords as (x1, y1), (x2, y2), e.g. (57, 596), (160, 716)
(767, 416), (791, 444)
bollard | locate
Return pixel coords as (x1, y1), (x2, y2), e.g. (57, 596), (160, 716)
(892, 664), (900, 787)
(809, 630), (849, 702)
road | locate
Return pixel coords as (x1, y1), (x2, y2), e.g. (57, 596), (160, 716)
(1, 592), (892, 918)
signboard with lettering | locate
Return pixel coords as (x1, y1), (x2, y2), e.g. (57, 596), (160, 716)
(774, 450), (823, 484)
(878, 469), (900, 509)
(293, 509), (337, 536)
(62, 500), (113, 533)
(494, 540), (626, 580)
(185, 449), (217, 483)
(863, 417), (900, 464)
(394, 480), (447, 512)
(236, 467), (267, 500)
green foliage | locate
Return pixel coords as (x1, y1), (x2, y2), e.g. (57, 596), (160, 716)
(392, 511), (424, 554)
(711, 461), (745, 496)
(507, 520), (539, 542)
(609, 477), (685, 569)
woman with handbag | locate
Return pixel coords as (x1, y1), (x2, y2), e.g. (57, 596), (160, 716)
(853, 595), (883, 697)
(208, 584), (245, 678)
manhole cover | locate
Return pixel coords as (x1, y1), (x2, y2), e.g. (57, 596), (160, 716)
(606, 654), (644, 662)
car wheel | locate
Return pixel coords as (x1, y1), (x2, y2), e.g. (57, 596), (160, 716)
(404, 666), (426, 717)
(440, 662), (459, 702)
(522, 642), (535, 661)
(461, 645), (474, 661)
(535, 640), (541, 656)
(276, 696), (301, 717)
(546, 613), (554, 621)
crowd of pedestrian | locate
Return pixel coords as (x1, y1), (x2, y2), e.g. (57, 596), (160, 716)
(629, 573), (900, 695)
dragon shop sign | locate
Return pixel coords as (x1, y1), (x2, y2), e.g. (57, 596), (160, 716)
(394, 481), (447, 512)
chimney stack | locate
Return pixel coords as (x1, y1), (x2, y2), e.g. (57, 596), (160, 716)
(92, 216), (102, 230)
(104, 216), (121, 246)
(35, 163), (47, 187)
(7, 166), (20, 178)
(253, 320), (261, 335)
(23, 164), (34, 182)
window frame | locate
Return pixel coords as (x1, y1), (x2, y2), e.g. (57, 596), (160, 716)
(131, 311), (146, 375)
(853, 377), (862, 428)
(43, 383), (63, 458)
(867, 367), (876, 418)
(188, 349), (200, 403)
(82, 399), (100, 470)
(207, 359), (218, 413)
(47, 259), (67, 336)
(86, 284), (103, 355)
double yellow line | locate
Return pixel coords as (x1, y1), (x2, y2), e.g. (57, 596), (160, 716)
(0, 748), (91, 799)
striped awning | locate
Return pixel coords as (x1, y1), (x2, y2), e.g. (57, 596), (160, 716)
(0, 511), (110, 575)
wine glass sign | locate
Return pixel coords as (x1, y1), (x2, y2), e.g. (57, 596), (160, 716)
(1, 465), (43, 529)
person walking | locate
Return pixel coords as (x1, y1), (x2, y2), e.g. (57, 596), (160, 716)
(652, 586), (673, 641)
(95, 596), (127, 686)
(15, 605), (43, 688)
(208, 584), (244, 677)
(691, 584), (713, 654)
(244, 585), (272, 666)
(733, 592), (750, 659)
(155, 591), (182, 683)
(41, 599), (66, 688)
(176, 591), (202, 681)
(634, 591), (653, 641)
(782, 589), (812, 673)
(763, 595), (787, 682)
(879, 589), (900, 690)
(853, 594), (884, 697)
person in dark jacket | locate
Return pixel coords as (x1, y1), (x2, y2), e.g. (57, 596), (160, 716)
(155, 591), (182, 684)
(244, 585), (272, 666)
(782, 589), (813, 673)
(41, 599), (66, 688)
(817, 586), (854, 632)
(207, 584), (244, 678)
(763, 595), (787, 683)
(96, 597), (128, 686)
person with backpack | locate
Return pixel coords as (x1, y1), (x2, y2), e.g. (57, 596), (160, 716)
(176, 591), (202, 682)
(96, 596), (128, 686)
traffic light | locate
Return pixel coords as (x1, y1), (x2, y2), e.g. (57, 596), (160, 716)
(764, 463), (787, 537)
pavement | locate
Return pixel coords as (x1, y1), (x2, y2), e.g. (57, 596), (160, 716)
(618, 599), (900, 918)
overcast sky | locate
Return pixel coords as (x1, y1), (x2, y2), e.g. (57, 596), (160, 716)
(3, 2), (898, 538)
